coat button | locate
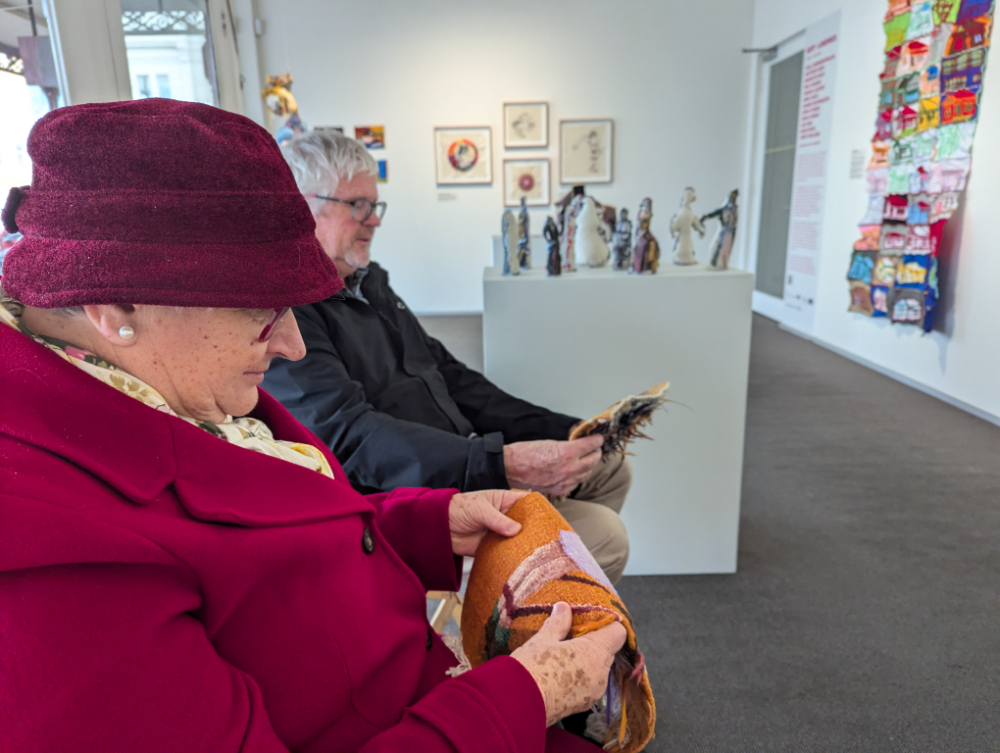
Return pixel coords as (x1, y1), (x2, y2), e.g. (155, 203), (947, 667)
(426, 627), (433, 650)
(362, 528), (375, 554)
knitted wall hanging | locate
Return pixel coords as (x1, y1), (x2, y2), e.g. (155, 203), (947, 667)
(849, 0), (994, 331)
(462, 492), (655, 752)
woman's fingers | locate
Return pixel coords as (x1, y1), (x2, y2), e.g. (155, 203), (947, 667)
(578, 620), (627, 656)
(491, 488), (529, 512)
(478, 500), (522, 537)
(534, 602), (573, 643)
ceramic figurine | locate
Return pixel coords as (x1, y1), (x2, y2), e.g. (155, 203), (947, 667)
(261, 72), (305, 145)
(669, 187), (705, 266)
(700, 189), (739, 271)
(517, 196), (531, 270)
(543, 216), (562, 276)
(631, 198), (660, 273)
(599, 204), (617, 245)
(561, 192), (586, 272)
(574, 196), (611, 268)
(611, 208), (632, 270)
(501, 209), (520, 275)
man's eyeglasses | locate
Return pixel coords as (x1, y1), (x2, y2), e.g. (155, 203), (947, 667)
(257, 307), (291, 342)
(311, 195), (387, 223)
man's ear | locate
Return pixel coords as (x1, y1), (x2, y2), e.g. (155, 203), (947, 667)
(81, 304), (139, 346)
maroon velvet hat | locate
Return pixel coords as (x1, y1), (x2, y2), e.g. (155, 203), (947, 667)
(0, 98), (343, 308)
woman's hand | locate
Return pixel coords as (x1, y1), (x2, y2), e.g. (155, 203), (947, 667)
(511, 602), (627, 727)
(448, 489), (527, 556)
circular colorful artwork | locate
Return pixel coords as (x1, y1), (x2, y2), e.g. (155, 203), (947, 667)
(447, 139), (479, 171)
(517, 173), (535, 191)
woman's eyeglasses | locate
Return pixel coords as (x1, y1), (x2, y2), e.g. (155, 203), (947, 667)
(257, 307), (290, 342)
(311, 195), (387, 223)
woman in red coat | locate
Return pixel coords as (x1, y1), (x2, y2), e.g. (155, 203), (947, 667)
(0, 100), (624, 753)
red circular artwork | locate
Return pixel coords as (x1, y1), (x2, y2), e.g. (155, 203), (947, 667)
(518, 173), (535, 191)
(447, 139), (479, 171)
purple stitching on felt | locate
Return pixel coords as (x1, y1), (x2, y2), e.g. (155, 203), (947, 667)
(559, 529), (619, 596)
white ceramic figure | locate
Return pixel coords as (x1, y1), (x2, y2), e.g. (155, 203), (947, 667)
(669, 187), (705, 266)
(501, 209), (520, 275)
(574, 196), (611, 268)
(560, 194), (585, 272)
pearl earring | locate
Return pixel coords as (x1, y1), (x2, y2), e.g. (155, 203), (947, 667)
(118, 325), (135, 339)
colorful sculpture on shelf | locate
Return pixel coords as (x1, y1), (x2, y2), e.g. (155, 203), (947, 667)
(517, 196), (531, 270)
(700, 189), (739, 271)
(261, 72), (305, 145)
(848, 0), (996, 330)
(611, 208), (633, 270)
(630, 198), (660, 274)
(574, 195), (611, 268)
(501, 209), (520, 276)
(669, 187), (705, 266)
(561, 192), (585, 272)
(543, 216), (562, 276)
(599, 205), (617, 246)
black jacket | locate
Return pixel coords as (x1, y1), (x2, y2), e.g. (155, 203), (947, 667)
(263, 262), (579, 494)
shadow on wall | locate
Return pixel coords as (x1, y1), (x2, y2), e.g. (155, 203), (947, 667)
(932, 200), (964, 341)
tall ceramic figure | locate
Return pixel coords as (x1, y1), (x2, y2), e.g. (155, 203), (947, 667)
(669, 186), (705, 266)
(574, 196), (611, 268)
(611, 208), (632, 270)
(543, 216), (562, 276)
(517, 196), (531, 270)
(501, 209), (519, 275)
(700, 189), (739, 271)
(560, 193), (585, 272)
(631, 198), (660, 273)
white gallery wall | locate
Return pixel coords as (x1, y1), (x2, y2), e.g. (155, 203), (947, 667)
(247, 0), (756, 313)
(749, 0), (1000, 422)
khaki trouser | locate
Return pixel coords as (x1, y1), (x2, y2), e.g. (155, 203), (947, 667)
(550, 454), (632, 584)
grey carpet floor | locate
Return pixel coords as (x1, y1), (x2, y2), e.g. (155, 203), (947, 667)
(620, 315), (1000, 752)
(419, 312), (999, 751)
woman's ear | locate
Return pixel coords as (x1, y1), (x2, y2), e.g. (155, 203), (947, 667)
(81, 304), (140, 347)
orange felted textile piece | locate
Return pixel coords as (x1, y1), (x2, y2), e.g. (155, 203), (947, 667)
(461, 492), (655, 753)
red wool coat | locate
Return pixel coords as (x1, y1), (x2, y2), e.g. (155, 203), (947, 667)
(0, 325), (596, 753)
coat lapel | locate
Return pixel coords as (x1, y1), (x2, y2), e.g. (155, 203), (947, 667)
(0, 326), (371, 525)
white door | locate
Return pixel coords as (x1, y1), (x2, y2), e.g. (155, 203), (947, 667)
(745, 34), (807, 322)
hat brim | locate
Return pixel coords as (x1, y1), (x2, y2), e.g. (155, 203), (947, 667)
(2, 235), (343, 309)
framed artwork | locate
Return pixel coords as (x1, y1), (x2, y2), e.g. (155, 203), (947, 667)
(559, 119), (613, 184)
(434, 126), (492, 185)
(503, 158), (550, 206)
(503, 101), (548, 148)
(354, 125), (385, 149)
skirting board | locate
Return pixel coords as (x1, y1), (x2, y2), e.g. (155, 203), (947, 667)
(778, 322), (1000, 428)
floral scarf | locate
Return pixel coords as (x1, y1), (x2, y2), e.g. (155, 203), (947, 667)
(0, 301), (334, 479)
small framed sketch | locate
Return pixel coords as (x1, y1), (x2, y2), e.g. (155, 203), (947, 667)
(434, 126), (492, 185)
(503, 158), (550, 206)
(503, 101), (548, 148)
(560, 119), (613, 184)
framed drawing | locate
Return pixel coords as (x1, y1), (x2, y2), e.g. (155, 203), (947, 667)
(434, 126), (492, 185)
(560, 119), (613, 184)
(503, 101), (548, 148)
(503, 158), (550, 206)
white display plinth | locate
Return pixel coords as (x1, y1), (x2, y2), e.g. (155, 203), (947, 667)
(483, 264), (753, 575)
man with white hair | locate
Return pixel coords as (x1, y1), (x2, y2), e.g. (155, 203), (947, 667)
(263, 131), (631, 582)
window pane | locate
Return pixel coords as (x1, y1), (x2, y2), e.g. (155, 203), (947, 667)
(120, 0), (216, 106)
(156, 74), (171, 97)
